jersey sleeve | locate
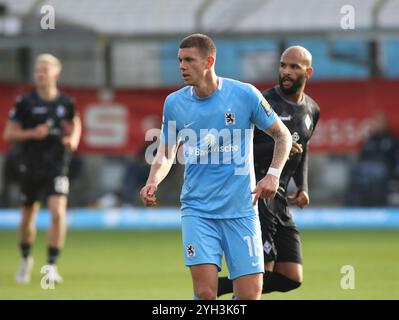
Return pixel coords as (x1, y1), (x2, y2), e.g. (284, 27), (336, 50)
(293, 144), (309, 192)
(248, 84), (277, 131)
(8, 95), (27, 125)
(160, 96), (178, 147)
(293, 103), (320, 192)
(312, 103), (320, 131)
(65, 97), (76, 121)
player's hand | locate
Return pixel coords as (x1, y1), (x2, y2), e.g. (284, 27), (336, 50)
(251, 174), (279, 206)
(140, 184), (158, 206)
(289, 142), (303, 157)
(31, 124), (49, 140)
(62, 136), (78, 151)
(61, 120), (73, 136)
(288, 189), (309, 208)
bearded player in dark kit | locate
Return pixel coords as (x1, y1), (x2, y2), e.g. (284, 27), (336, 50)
(218, 46), (320, 297)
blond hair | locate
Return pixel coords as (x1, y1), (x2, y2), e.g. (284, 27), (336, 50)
(36, 53), (62, 73)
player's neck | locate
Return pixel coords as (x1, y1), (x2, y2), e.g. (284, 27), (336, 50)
(280, 88), (305, 104)
(287, 92), (304, 104)
(37, 86), (59, 101)
(193, 72), (218, 98)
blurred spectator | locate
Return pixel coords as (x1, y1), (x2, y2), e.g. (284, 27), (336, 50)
(121, 115), (161, 206)
(346, 111), (399, 206)
(121, 141), (154, 206)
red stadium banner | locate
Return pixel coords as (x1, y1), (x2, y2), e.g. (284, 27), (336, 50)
(0, 79), (398, 154)
(303, 79), (399, 153)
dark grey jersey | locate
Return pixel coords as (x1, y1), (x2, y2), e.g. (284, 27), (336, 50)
(9, 90), (76, 179)
(254, 86), (320, 200)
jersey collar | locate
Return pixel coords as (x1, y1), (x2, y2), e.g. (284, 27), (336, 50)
(190, 77), (223, 98)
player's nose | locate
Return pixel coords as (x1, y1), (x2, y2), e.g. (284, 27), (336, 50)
(179, 60), (186, 70)
(282, 69), (292, 77)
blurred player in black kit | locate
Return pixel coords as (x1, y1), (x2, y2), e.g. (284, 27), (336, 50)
(218, 46), (320, 297)
(3, 54), (82, 284)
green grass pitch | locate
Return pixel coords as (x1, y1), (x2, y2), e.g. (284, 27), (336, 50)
(0, 230), (398, 299)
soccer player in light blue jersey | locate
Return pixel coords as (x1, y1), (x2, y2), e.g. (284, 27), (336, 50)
(140, 34), (292, 300)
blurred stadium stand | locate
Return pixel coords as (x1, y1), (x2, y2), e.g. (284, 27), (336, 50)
(0, 0), (398, 213)
(1, 207), (399, 230)
(3, 0), (399, 33)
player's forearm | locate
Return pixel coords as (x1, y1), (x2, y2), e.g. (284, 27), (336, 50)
(3, 125), (35, 142)
(145, 144), (177, 186)
(146, 157), (174, 186)
(69, 116), (82, 149)
(266, 120), (292, 171)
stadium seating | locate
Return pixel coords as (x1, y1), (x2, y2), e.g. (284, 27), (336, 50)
(32, 0), (203, 34)
(2, 0), (399, 34)
(378, 0), (399, 28)
(0, 0), (35, 16)
(214, 0), (375, 32)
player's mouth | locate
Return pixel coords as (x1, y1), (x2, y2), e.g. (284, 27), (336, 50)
(282, 78), (293, 86)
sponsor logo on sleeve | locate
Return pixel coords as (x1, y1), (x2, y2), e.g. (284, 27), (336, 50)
(261, 98), (273, 117)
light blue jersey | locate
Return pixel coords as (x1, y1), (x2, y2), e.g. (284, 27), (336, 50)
(161, 77), (277, 219)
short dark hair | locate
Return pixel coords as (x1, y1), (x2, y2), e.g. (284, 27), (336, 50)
(179, 33), (216, 57)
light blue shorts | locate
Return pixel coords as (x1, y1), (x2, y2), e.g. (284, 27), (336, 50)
(181, 215), (264, 280)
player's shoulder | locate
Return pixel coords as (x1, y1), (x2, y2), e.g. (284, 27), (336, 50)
(221, 77), (261, 99)
(165, 86), (191, 104)
(223, 77), (256, 91)
(162, 87), (191, 116)
(57, 92), (75, 105)
(303, 93), (320, 114)
(16, 90), (35, 103)
(260, 87), (285, 110)
(262, 87), (279, 100)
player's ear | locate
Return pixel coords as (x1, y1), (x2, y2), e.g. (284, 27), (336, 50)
(207, 55), (215, 69)
(54, 69), (60, 82)
(305, 66), (313, 80)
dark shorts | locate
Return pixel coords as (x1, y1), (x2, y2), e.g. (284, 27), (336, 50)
(20, 175), (69, 206)
(258, 197), (302, 264)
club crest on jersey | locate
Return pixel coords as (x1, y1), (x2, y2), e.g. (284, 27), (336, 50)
(225, 112), (236, 125)
(57, 105), (66, 117)
(304, 114), (312, 130)
(263, 241), (272, 254)
(186, 244), (196, 258)
(261, 98), (273, 117)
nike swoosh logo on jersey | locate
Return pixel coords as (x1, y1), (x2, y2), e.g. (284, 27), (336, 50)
(251, 261), (262, 267)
